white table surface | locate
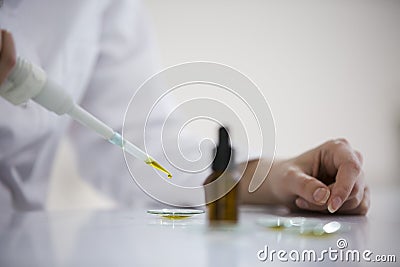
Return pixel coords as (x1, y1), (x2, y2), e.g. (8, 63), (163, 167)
(0, 186), (398, 267)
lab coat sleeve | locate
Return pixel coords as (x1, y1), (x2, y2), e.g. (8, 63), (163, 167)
(68, 0), (206, 207)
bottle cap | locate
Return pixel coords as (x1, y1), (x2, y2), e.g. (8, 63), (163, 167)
(212, 127), (235, 172)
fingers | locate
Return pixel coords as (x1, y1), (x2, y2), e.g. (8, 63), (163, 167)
(295, 180), (332, 212)
(326, 139), (363, 213)
(354, 150), (364, 165)
(288, 169), (330, 206)
(338, 187), (370, 215)
(292, 138), (368, 215)
(341, 173), (365, 206)
(295, 183), (369, 215)
(328, 162), (359, 212)
(295, 197), (327, 212)
(0, 29), (17, 84)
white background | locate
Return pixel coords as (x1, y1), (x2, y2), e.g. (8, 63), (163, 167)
(144, 0), (400, 183)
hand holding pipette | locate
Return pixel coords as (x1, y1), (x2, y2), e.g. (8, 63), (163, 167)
(0, 57), (172, 178)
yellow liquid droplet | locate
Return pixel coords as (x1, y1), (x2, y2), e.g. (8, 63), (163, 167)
(161, 215), (190, 220)
(146, 159), (172, 178)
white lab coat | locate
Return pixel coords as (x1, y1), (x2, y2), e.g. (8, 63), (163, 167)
(0, 0), (207, 211)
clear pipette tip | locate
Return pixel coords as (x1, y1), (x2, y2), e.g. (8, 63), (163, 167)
(108, 132), (172, 179)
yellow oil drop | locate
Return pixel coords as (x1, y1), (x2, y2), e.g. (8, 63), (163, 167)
(146, 159), (172, 179)
(268, 225), (285, 231)
(161, 215), (190, 220)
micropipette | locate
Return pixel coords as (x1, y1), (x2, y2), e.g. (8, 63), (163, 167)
(0, 58), (172, 178)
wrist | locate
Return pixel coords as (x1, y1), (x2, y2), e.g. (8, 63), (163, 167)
(239, 157), (282, 205)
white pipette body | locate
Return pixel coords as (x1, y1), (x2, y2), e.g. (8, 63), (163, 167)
(0, 58), (150, 163)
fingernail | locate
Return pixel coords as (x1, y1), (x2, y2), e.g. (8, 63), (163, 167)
(313, 188), (330, 204)
(328, 197), (342, 213)
(296, 198), (308, 209)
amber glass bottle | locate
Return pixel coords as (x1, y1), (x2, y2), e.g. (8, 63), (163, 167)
(203, 127), (239, 223)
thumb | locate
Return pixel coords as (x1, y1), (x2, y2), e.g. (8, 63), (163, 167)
(289, 172), (330, 206)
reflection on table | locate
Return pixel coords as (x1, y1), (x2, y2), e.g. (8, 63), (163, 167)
(0, 186), (398, 266)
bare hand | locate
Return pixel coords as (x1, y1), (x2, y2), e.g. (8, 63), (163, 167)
(241, 139), (370, 215)
(269, 139), (369, 214)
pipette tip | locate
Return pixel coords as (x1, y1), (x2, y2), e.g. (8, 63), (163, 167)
(145, 158), (172, 179)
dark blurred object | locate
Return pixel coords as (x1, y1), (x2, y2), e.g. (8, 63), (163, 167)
(204, 127), (239, 224)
